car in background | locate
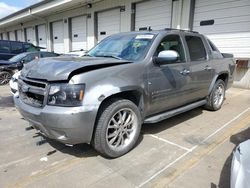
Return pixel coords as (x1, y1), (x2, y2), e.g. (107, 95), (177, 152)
(231, 139), (250, 188)
(64, 49), (87, 57)
(9, 71), (21, 94)
(0, 51), (59, 85)
(0, 40), (42, 60)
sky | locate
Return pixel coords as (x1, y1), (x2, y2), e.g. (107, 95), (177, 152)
(0, 0), (43, 19)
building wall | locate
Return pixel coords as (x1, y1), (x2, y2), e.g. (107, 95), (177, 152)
(0, 0), (192, 53)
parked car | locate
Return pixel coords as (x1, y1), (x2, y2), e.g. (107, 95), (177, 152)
(231, 139), (250, 188)
(0, 51), (59, 85)
(0, 40), (42, 60)
(14, 29), (235, 158)
(9, 71), (21, 94)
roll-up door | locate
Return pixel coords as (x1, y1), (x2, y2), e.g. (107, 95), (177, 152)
(97, 8), (121, 42)
(71, 16), (87, 51)
(193, 0), (250, 58)
(16, 30), (23, 41)
(9, 31), (16, 41)
(135, 0), (172, 31)
(37, 24), (47, 49)
(52, 21), (64, 53)
(2, 33), (8, 40)
(26, 27), (35, 44)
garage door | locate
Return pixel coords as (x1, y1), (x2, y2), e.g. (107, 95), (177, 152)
(2, 33), (8, 40)
(135, 0), (172, 31)
(52, 21), (64, 53)
(97, 8), (121, 42)
(71, 16), (87, 51)
(16, 30), (23, 41)
(26, 27), (35, 44)
(9, 31), (16, 41)
(193, 0), (250, 58)
(37, 24), (47, 49)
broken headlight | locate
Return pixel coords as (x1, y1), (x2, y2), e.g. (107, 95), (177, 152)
(48, 84), (85, 107)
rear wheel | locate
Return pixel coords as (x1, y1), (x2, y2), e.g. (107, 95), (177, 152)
(0, 71), (12, 85)
(92, 99), (141, 158)
(204, 79), (225, 111)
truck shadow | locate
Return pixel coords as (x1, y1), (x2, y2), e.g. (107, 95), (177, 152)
(0, 96), (14, 108)
(141, 107), (203, 135)
(214, 127), (250, 188)
(31, 107), (203, 159)
(34, 132), (99, 158)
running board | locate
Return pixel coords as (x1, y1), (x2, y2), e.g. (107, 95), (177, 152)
(144, 99), (207, 124)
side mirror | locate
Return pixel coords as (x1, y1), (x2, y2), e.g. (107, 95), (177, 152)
(16, 61), (24, 70)
(154, 50), (179, 65)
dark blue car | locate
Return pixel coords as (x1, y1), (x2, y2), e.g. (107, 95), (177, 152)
(0, 51), (59, 85)
(0, 40), (41, 60)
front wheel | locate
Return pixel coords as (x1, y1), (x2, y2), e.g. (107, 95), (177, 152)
(92, 99), (142, 158)
(204, 79), (225, 111)
(0, 71), (12, 85)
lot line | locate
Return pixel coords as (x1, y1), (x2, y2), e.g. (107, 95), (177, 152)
(148, 134), (192, 151)
(138, 107), (250, 188)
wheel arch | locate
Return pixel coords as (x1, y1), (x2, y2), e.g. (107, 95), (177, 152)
(208, 71), (229, 94)
(90, 88), (144, 142)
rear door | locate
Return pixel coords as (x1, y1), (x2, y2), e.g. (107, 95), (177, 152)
(0, 41), (12, 60)
(184, 34), (213, 99)
(147, 34), (192, 114)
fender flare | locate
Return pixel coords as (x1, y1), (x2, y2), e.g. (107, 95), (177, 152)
(208, 71), (229, 95)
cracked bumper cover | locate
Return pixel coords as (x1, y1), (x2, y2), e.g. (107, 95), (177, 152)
(14, 95), (98, 145)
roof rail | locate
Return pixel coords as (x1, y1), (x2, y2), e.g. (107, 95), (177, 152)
(164, 28), (199, 33)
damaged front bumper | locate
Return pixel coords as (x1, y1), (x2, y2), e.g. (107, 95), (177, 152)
(14, 95), (98, 145)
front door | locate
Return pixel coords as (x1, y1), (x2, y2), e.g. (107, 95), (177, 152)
(147, 34), (192, 115)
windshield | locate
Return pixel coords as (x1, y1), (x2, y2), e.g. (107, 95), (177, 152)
(9, 53), (26, 62)
(88, 34), (155, 61)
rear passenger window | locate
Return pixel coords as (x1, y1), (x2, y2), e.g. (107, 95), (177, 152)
(208, 39), (219, 52)
(185, 36), (207, 61)
(0, 41), (10, 53)
(11, 42), (23, 54)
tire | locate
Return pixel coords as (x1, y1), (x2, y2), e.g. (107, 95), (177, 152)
(204, 79), (225, 111)
(0, 71), (12, 85)
(92, 98), (142, 158)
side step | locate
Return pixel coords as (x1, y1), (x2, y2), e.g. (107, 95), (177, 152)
(144, 99), (207, 124)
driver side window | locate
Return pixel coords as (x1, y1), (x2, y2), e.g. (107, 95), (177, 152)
(155, 35), (185, 62)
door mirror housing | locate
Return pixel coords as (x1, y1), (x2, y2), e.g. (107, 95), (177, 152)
(17, 61), (24, 70)
(154, 50), (179, 65)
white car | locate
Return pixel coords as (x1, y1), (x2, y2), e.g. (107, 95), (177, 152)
(9, 71), (20, 95)
(64, 50), (87, 57)
(231, 139), (250, 188)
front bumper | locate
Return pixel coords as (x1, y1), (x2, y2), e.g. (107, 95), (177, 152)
(9, 79), (18, 95)
(14, 95), (98, 145)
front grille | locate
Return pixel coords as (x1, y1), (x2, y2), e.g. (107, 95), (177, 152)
(18, 77), (48, 108)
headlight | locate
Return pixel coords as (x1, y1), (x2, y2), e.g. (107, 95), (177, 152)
(48, 84), (85, 107)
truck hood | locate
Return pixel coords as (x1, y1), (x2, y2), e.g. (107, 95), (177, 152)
(21, 56), (132, 81)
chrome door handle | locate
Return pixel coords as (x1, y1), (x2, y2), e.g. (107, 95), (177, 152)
(204, 65), (212, 71)
(180, 69), (190, 75)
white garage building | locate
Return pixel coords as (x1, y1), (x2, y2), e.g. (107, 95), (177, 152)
(0, 0), (249, 58)
(0, 0), (249, 87)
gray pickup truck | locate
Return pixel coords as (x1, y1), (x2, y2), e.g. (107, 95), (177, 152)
(14, 29), (235, 158)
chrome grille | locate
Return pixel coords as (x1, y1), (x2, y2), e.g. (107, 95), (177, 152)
(18, 77), (48, 107)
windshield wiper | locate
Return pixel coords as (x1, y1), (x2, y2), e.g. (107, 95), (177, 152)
(95, 55), (123, 60)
